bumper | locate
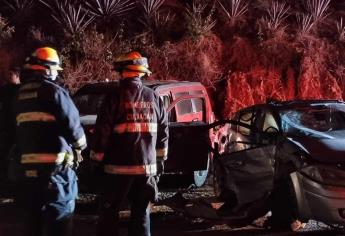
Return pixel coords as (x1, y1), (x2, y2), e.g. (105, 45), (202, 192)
(291, 172), (345, 225)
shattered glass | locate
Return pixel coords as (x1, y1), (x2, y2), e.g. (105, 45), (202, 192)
(280, 104), (345, 138)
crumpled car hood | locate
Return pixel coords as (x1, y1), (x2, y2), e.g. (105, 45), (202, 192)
(288, 135), (345, 164)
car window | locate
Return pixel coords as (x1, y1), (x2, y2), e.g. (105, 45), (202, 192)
(177, 100), (193, 115)
(192, 98), (203, 113)
(175, 92), (193, 115)
(73, 94), (106, 115)
(192, 97), (205, 121)
(238, 111), (255, 135)
(263, 112), (279, 132)
(172, 91), (207, 122)
(190, 90), (204, 113)
(280, 106), (345, 137)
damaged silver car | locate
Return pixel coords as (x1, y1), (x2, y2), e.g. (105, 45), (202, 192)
(211, 100), (345, 229)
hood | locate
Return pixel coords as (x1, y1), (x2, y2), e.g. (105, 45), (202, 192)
(288, 134), (345, 164)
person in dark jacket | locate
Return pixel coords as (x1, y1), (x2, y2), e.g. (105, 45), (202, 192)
(0, 67), (20, 181)
(91, 51), (169, 236)
(14, 47), (86, 236)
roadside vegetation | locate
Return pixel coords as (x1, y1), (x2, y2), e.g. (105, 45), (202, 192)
(0, 0), (344, 117)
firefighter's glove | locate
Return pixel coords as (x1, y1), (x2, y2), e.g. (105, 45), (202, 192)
(72, 149), (83, 170)
(157, 159), (164, 176)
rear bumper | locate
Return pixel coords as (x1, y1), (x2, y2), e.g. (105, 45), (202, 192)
(291, 172), (345, 225)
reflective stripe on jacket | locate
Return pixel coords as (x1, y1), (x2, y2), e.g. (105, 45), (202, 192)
(16, 112), (56, 124)
(104, 164), (157, 175)
(21, 153), (74, 165)
(113, 122), (157, 133)
(14, 77), (86, 168)
(92, 77), (169, 176)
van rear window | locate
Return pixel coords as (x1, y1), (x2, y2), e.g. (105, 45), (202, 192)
(175, 92), (193, 115)
(193, 98), (203, 112)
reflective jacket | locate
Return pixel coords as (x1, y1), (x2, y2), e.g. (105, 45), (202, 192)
(91, 77), (169, 176)
(14, 76), (86, 176)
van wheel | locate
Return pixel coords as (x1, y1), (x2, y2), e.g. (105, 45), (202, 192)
(193, 170), (208, 187)
(191, 157), (210, 187)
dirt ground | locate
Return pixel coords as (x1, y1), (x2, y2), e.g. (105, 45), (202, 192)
(0, 184), (343, 236)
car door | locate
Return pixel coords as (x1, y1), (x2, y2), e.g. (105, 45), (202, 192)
(216, 108), (276, 206)
(164, 95), (209, 173)
(227, 108), (259, 152)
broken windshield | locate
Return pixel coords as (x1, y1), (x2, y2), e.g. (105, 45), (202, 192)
(279, 104), (345, 138)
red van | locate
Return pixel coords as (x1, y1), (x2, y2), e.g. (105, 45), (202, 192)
(73, 80), (215, 187)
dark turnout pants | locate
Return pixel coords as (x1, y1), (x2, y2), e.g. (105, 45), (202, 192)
(16, 166), (78, 236)
(0, 142), (11, 181)
(97, 175), (158, 236)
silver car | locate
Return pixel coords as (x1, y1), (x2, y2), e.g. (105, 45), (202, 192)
(214, 100), (345, 228)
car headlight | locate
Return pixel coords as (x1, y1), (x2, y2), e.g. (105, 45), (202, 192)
(301, 165), (345, 187)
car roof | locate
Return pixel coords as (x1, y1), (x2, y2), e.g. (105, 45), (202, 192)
(74, 80), (203, 95)
(237, 99), (345, 113)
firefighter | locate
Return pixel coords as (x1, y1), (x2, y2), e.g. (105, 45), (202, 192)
(0, 67), (20, 182)
(14, 47), (86, 236)
(91, 51), (169, 236)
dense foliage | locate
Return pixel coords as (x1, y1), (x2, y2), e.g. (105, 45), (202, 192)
(0, 0), (345, 117)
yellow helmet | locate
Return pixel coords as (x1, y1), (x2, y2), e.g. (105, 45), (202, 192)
(24, 47), (63, 71)
(113, 51), (151, 78)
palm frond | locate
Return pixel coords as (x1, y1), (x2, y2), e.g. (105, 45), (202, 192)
(217, 0), (248, 26)
(3, 0), (35, 13)
(306, 0), (330, 23)
(139, 0), (165, 18)
(296, 13), (315, 36)
(39, 0), (95, 36)
(152, 10), (175, 30)
(185, 0), (216, 38)
(265, 1), (290, 32)
(137, 0), (173, 43)
(85, 0), (134, 20)
(336, 17), (345, 42)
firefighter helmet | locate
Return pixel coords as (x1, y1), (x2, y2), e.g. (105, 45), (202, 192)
(23, 47), (62, 81)
(113, 51), (152, 78)
(24, 47), (63, 71)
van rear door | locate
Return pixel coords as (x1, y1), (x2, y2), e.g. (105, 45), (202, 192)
(165, 96), (209, 172)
